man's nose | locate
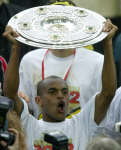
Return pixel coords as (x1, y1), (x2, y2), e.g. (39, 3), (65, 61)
(57, 91), (64, 99)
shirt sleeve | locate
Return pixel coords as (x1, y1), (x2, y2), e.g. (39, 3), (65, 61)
(76, 94), (100, 146)
(91, 87), (121, 139)
(20, 98), (42, 149)
(21, 98), (41, 129)
(80, 94), (99, 132)
(72, 94), (99, 137)
(20, 98), (30, 121)
(97, 87), (121, 127)
(19, 56), (33, 111)
(20, 98), (38, 130)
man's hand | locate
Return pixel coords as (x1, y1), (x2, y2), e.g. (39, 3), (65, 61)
(2, 26), (20, 46)
(8, 128), (19, 150)
(103, 19), (118, 41)
(0, 128), (19, 150)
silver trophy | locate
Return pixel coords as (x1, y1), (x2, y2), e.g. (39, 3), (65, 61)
(8, 5), (107, 49)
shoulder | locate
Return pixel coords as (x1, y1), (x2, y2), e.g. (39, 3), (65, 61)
(76, 48), (104, 64)
(20, 48), (47, 64)
(76, 47), (103, 57)
(112, 87), (121, 101)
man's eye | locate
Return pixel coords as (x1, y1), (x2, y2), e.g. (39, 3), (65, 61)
(48, 90), (56, 94)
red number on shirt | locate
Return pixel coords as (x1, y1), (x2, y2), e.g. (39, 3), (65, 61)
(68, 143), (74, 150)
(69, 91), (80, 103)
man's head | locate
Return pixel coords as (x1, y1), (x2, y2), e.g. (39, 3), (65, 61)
(35, 76), (69, 122)
(86, 136), (121, 150)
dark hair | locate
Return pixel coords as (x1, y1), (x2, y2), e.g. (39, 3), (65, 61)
(46, 0), (76, 6)
(37, 76), (66, 96)
(86, 136), (121, 150)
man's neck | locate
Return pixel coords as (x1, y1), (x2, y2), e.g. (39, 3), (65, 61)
(50, 48), (76, 58)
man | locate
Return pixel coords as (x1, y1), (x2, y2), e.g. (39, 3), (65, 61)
(19, 2), (104, 118)
(86, 136), (121, 150)
(3, 20), (118, 150)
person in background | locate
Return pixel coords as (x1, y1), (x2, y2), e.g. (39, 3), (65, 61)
(0, 56), (7, 90)
(0, 0), (35, 90)
(86, 136), (121, 150)
(0, 0), (24, 62)
(0, 96), (27, 150)
(0, 128), (20, 150)
(9, 0), (49, 8)
(113, 33), (121, 87)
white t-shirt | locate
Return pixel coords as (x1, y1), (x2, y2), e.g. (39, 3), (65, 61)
(21, 95), (99, 150)
(93, 87), (121, 138)
(19, 48), (104, 117)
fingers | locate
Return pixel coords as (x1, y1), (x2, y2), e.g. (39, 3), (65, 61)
(8, 128), (19, 150)
(0, 140), (7, 147)
(3, 25), (20, 45)
(102, 19), (118, 40)
(3, 26), (19, 37)
(8, 128), (19, 136)
(0, 128), (19, 150)
(102, 19), (112, 32)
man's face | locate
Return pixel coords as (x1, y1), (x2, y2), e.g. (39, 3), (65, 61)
(40, 78), (69, 122)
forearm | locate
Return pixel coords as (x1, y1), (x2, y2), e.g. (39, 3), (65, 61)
(95, 39), (117, 124)
(3, 44), (23, 116)
(102, 39), (117, 97)
(3, 44), (20, 98)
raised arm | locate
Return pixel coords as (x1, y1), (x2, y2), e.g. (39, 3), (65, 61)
(95, 20), (118, 124)
(3, 26), (24, 117)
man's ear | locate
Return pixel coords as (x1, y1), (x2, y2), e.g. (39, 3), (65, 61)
(35, 96), (42, 106)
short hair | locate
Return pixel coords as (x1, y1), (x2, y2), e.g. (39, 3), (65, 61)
(37, 76), (67, 97)
(46, 0), (76, 6)
(86, 136), (121, 150)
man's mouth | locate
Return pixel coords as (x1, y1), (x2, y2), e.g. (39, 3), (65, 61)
(57, 101), (65, 113)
